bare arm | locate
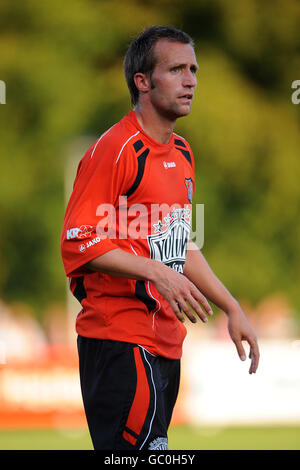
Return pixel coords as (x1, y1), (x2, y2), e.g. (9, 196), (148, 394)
(184, 240), (260, 374)
(85, 248), (213, 324)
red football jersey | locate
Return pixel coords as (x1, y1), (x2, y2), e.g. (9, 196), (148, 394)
(60, 110), (196, 359)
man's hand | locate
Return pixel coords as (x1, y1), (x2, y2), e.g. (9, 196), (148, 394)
(152, 263), (214, 324)
(227, 307), (260, 374)
(86, 248), (213, 324)
(183, 242), (260, 374)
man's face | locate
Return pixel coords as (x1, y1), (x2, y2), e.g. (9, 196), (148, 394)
(148, 39), (198, 120)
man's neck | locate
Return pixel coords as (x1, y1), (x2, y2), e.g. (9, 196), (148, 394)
(134, 105), (175, 145)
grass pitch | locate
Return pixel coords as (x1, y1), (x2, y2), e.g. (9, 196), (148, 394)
(0, 425), (299, 450)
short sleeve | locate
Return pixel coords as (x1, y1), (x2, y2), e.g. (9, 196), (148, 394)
(60, 131), (137, 277)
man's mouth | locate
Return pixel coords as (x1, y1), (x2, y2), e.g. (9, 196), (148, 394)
(178, 94), (193, 102)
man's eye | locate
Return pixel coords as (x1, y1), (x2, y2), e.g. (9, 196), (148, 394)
(171, 67), (179, 72)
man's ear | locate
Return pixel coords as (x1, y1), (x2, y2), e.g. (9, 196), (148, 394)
(133, 72), (151, 94)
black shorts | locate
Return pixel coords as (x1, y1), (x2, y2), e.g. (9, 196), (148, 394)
(77, 336), (180, 450)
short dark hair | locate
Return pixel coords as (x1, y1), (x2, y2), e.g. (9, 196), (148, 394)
(123, 25), (194, 106)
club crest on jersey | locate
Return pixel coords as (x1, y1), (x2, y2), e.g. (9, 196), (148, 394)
(148, 437), (168, 450)
(185, 178), (193, 203)
(147, 207), (191, 273)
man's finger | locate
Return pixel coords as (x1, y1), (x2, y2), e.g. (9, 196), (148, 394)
(234, 339), (246, 361)
(248, 339), (260, 374)
(170, 301), (185, 323)
(249, 350), (258, 374)
(249, 352), (255, 374)
(186, 294), (208, 324)
(191, 286), (213, 316)
(177, 298), (197, 323)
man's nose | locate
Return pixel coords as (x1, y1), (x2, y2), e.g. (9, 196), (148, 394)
(182, 70), (197, 88)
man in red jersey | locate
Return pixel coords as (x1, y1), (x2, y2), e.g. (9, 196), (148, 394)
(61, 26), (259, 450)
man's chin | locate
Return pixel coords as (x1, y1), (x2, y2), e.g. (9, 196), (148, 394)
(168, 104), (192, 120)
(175, 105), (192, 118)
(157, 103), (192, 121)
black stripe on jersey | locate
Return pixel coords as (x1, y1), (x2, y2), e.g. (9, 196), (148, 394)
(133, 140), (144, 153)
(135, 280), (157, 314)
(124, 426), (139, 440)
(175, 138), (192, 166)
(73, 276), (87, 304)
(125, 148), (150, 198)
(174, 138), (186, 148)
(176, 147), (192, 166)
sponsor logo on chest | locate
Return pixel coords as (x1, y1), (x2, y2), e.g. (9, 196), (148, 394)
(67, 225), (94, 240)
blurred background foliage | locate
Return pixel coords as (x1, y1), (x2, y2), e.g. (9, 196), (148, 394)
(0, 0), (299, 321)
